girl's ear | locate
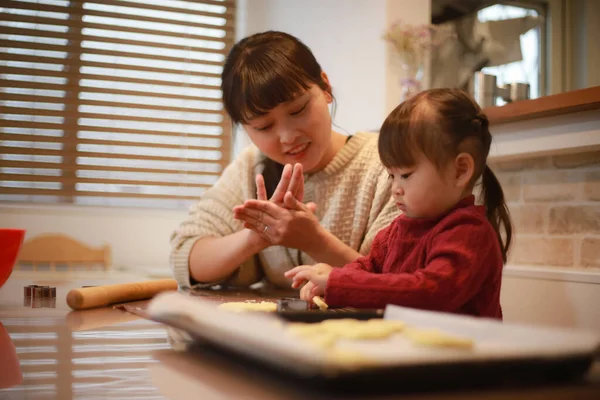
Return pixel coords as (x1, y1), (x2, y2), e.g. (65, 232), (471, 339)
(320, 71), (333, 104)
(454, 153), (475, 189)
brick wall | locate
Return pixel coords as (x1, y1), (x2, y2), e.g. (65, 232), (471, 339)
(488, 150), (600, 269)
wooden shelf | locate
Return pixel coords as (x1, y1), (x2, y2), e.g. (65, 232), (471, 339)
(484, 86), (600, 125)
(488, 107), (600, 161)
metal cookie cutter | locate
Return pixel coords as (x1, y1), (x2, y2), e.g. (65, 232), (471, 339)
(23, 284), (56, 308)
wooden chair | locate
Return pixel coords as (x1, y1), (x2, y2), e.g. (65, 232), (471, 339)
(16, 234), (111, 271)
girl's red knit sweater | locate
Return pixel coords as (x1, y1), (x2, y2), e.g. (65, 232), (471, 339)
(325, 196), (503, 319)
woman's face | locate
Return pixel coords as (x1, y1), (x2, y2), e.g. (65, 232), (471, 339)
(243, 82), (334, 173)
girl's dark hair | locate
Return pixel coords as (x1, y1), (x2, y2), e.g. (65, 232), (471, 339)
(221, 31), (332, 197)
(378, 89), (512, 262)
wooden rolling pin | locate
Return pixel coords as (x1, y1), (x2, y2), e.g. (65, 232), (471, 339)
(67, 279), (178, 310)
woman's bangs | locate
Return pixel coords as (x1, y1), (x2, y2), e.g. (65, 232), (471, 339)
(229, 62), (313, 123)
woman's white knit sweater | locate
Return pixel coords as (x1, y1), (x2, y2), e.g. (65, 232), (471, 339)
(170, 131), (399, 289)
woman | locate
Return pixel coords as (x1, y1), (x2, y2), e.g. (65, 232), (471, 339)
(170, 31), (398, 289)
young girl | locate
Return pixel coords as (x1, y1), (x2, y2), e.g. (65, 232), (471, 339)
(285, 88), (512, 319)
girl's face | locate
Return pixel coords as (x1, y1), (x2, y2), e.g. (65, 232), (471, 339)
(386, 154), (465, 219)
(243, 82), (335, 174)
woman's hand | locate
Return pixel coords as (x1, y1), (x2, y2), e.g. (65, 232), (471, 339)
(285, 263), (333, 300)
(233, 191), (320, 250)
(258, 163), (305, 204)
(234, 163), (313, 247)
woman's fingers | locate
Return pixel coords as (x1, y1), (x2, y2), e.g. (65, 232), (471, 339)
(240, 191), (313, 217)
(306, 202), (317, 214)
(271, 164), (293, 203)
(233, 200), (281, 224)
(234, 207), (275, 229)
(234, 203), (267, 221)
(232, 204), (251, 214)
(242, 199), (285, 219)
(255, 174), (267, 201)
(288, 163), (304, 202)
(283, 190), (309, 211)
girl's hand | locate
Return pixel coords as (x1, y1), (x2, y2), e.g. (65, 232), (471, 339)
(299, 281), (324, 302)
(285, 263), (332, 296)
(233, 191), (319, 249)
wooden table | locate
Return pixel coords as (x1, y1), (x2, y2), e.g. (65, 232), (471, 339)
(1, 274), (599, 400)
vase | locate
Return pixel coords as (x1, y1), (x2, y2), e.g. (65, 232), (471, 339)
(399, 63), (423, 103)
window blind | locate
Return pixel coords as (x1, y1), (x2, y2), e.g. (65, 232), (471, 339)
(1, 0), (235, 208)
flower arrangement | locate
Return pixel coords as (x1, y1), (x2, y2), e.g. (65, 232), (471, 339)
(383, 21), (454, 100)
(383, 21), (450, 71)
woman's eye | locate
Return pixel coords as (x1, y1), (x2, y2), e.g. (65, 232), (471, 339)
(290, 102), (308, 116)
(255, 124), (273, 131)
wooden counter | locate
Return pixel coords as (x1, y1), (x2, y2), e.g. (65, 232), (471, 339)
(2, 275), (600, 399)
(484, 86), (600, 125)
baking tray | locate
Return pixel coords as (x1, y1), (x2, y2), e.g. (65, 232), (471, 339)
(145, 292), (600, 389)
(276, 297), (384, 322)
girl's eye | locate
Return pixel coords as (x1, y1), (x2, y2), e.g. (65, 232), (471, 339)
(290, 101), (308, 116)
(400, 173), (412, 179)
(387, 174), (394, 180)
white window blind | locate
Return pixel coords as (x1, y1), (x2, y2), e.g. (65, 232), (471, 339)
(0, 0), (235, 209)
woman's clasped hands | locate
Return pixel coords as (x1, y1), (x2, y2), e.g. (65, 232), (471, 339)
(233, 163), (322, 250)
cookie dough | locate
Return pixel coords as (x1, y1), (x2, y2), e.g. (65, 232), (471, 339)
(217, 301), (277, 312)
(287, 318), (405, 345)
(403, 328), (473, 349)
(312, 296), (328, 311)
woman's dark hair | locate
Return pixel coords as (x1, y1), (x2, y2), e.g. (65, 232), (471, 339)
(378, 88), (512, 262)
(221, 31), (332, 197)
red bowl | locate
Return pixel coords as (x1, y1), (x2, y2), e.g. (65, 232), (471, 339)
(0, 228), (26, 289)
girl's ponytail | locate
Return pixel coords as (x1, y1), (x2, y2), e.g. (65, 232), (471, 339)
(481, 165), (513, 262)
